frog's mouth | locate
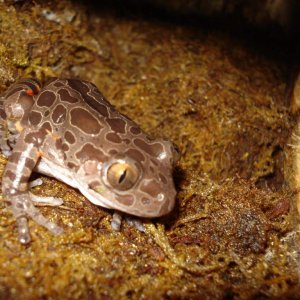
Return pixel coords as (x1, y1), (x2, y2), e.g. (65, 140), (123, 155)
(74, 177), (171, 218)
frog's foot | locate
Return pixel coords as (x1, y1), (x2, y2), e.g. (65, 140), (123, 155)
(11, 194), (63, 244)
(29, 179), (64, 206)
(0, 140), (12, 157)
(29, 193), (64, 206)
(29, 178), (43, 188)
(111, 211), (145, 232)
(124, 215), (145, 232)
(1, 148), (12, 157)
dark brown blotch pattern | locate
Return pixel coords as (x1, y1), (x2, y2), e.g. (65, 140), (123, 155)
(106, 117), (126, 134)
(62, 143), (69, 152)
(28, 111), (42, 126)
(55, 138), (63, 151)
(123, 139), (130, 144)
(89, 180), (101, 189)
(140, 180), (160, 198)
(78, 85), (109, 117)
(24, 131), (46, 147)
(64, 131), (76, 144)
(70, 108), (102, 135)
(41, 121), (52, 132)
(85, 98), (109, 117)
(130, 126), (141, 135)
(0, 106), (6, 119)
(115, 194), (134, 206)
(7, 152), (34, 170)
(37, 90), (56, 107)
(52, 104), (67, 124)
(134, 138), (163, 157)
(5, 170), (17, 181)
(58, 88), (79, 104)
(67, 79), (89, 95)
(124, 149), (145, 162)
(75, 143), (107, 162)
(67, 162), (77, 169)
(53, 81), (65, 88)
(106, 132), (122, 144)
(8, 151), (22, 164)
(109, 149), (118, 155)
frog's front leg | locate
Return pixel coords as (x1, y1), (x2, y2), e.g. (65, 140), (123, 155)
(2, 129), (63, 244)
(0, 97), (11, 157)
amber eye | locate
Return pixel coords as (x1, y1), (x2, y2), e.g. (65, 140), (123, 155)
(106, 161), (140, 191)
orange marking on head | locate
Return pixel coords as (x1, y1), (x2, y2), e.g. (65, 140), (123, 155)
(26, 89), (34, 96)
(37, 151), (44, 157)
(26, 84), (40, 96)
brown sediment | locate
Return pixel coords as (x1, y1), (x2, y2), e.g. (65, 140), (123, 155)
(0, 1), (299, 299)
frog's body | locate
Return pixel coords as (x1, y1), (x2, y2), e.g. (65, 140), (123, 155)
(0, 78), (178, 244)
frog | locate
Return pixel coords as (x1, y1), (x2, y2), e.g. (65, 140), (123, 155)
(0, 78), (179, 244)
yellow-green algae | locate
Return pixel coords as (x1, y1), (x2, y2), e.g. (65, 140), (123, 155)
(0, 1), (299, 299)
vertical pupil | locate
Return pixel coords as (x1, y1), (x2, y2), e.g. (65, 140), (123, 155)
(118, 169), (127, 184)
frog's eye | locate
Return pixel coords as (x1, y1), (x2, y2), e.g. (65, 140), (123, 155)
(106, 160), (140, 191)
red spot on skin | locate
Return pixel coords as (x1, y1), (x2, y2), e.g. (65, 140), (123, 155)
(26, 89), (33, 96)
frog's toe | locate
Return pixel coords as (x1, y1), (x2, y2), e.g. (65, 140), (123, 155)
(17, 216), (31, 244)
(46, 222), (64, 235)
(111, 211), (122, 231)
(2, 150), (12, 157)
(29, 178), (43, 188)
(29, 193), (64, 206)
(24, 203), (63, 235)
(125, 216), (145, 232)
(111, 211), (145, 232)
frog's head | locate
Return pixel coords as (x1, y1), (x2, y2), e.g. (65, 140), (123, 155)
(75, 137), (179, 218)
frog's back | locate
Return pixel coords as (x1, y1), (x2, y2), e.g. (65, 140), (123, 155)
(28, 78), (148, 169)
(28, 78), (110, 132)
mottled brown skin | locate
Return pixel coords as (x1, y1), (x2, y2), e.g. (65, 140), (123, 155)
(0, 78), (178, 244)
